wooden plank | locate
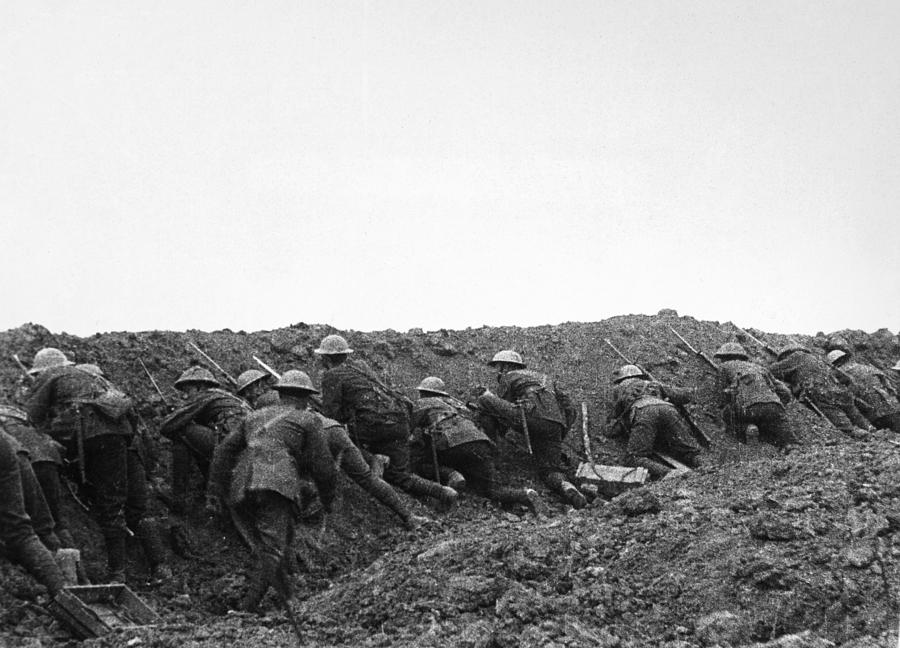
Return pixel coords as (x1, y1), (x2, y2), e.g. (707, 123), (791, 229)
(652, 452), (691, 470)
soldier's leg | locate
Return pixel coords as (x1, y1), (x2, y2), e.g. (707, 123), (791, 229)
(815, 401), (855, 434)
(334, 429), (414, 526)
(842, 401), (874, 431)
(658, 407), (701, 467)
(748, 403), (797, 448)
(242, 491), (296, 611)
(625, 407), (671, 479)
(31, 462), (71, 545)
(170, 440), (193, 515)
(17, 454), (60, 551)
(0, 438), (65, 595)
(530, 421), (585, 508)
(83, 435), (129, 582)
(873, 412), (900, 433)
(126, 449), (170, 579)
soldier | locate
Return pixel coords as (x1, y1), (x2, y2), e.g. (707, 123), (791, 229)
(768, 343), (873, 436)
(315, 334), (458, 509)
(713, 343), (797, 449)
(0, 404), (72, 548)
(412, 376), (543, 515)
(474, 350), (586, 508)
(207, 369), (338, 612)
(827, 350), (900, 433)
(26, 348), (135, 582)
(159, 366), (251, 514)
(0, 429), (66, 596)
(603, 364), (701, 479)
(235, 369), (280, 409)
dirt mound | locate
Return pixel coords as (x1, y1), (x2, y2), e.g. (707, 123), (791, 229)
(1, 313), (898, 647)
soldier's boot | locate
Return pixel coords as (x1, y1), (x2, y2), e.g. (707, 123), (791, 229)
(491, 486), (545, 516)
(437, 486), (459, 512)
(445, 470), (466, 492)
(560, 481), (587, 509)
(369, 454), (390, 480)
(137, 518), (172, 582)
(365, 476), (418, 527)
(239, 569), (270, 613)
(631, 456), (672, 480)
(13, 537), (65, 596)
(104, 534), (127, 583)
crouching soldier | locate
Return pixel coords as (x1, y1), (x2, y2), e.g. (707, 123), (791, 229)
(207, 370), (337, 612)
(26, 349), (135, 582)
(713, 343), (798, 449)
(603, 365), (701, 479)
(412, 377), (543, 515)
(160, 366), (251, 514)
(0, 430), (66, 596)
(769, 344), (873, 436)
(827, 350), (900, 433)
(315, 335), (458, 510)
(475, 350), (586, 508)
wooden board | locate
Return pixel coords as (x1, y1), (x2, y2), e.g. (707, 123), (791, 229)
(576, 462), (649, 499)
(652, 452), (691, 470)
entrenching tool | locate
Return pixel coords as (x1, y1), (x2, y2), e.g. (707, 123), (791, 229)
(602, 338), (711, 448)
(188, 341), (238, 388)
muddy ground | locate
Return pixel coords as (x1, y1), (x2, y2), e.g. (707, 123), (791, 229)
(1, 312), (898, 647)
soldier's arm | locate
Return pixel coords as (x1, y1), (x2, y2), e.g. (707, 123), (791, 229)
(303, 419), (338, 512)
(207, 425), (246, 500)
(25, 375), (55, 426)
(767, 355), (797, 381)
(768, 374), (793, 404)
(159, 396), (207, 439)
(320, 371), (344, 421)
(554, 382), (578, 429)
(661, 384), (693, 405)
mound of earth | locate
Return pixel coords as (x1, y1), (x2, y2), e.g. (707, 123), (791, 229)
(1, 312), (898, 647)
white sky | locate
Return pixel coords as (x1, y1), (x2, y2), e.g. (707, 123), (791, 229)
(2, 1), (898, 336)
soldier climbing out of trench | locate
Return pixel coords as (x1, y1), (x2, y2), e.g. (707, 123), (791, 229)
(826, 349), (900, 433)
(768, 343), (873, 437)
(159, 366), (251, 515)
(603, 364), (702, 480)
(26, 349), (137, 583)
(411, 376), (544, 515)
(206, 369), (338, 612)
(235, 369), (280, 409)
(315, 334), (459, 511)
(713, 342), (798, 450)
(473, 350), (587, 508)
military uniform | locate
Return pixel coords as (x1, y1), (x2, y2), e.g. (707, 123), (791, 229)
(477, 369), (576, 494)
(769, 349), (871, 434)
(716, 359), (797, 447)
(27, 364), (135, 579)
(320, 358), (449, 501)
(605, 378), (700, 479)
(0, 405), (71, 546)
(160, 387), (251, 513)
(411, 395), (536, 509)
(0, 430), (65, 595)
(836, 360), (900, 432)
(208, 405), (337, 611)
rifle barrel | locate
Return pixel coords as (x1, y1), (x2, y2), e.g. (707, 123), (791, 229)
(189, 342), (238, 386)
(253, 355), (282, 381)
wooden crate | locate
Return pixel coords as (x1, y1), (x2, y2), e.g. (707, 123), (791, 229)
(47, 584), (161, 639)
(575, 463), (649, 498)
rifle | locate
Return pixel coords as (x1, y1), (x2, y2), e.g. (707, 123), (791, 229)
(581, 402), (594, 466)
(12, 354), (34, 382)
(253, 355), (282, 380)
(601, 338), (711, 448)
(138, 359), (170, 408)
(732, 325), (778, 357)
(188, 341), (238, 387)
(518, 403), (534, 455)
(668, 326), (718, 373)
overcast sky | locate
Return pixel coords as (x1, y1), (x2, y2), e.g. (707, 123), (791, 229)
(2, 2), (898, 337)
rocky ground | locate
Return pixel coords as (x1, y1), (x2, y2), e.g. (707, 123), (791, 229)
(1, 312), (898, 647)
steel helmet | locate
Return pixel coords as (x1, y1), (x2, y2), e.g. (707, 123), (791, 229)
(487, 350), (526, 368)
(714, 342), (748, 360)
(236, 369), (268, 394)
(174, 366), (220, 389)
(29, 348), (74, 375)
(826, 349), (848, 366)
(273, 370), (320, 394)
(76, 363), (105, 377)
(612, 364), (646, 384)
(777, 343), (808, 360)
(313, 335), (354, 356)
(417, 376), (449, 396)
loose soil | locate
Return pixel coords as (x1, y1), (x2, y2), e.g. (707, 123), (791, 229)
(1, 313), (898, 647)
